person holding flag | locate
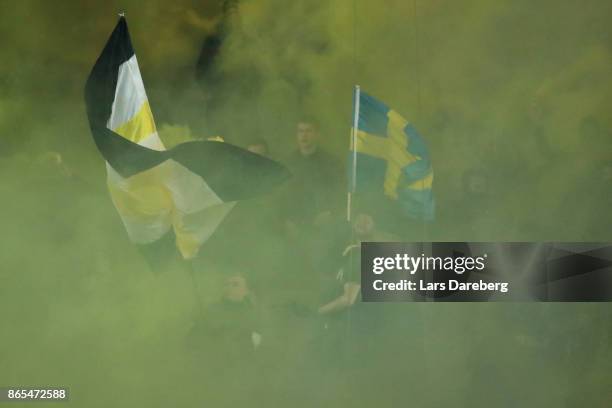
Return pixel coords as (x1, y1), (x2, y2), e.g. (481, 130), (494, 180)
(84, 15), (289, 264)
(348, 86), (435, 235)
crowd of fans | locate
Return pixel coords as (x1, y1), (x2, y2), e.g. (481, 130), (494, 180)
(179, 117), (611, 406)
(2, 110), (611, 407)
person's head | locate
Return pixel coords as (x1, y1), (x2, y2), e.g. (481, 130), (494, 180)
(247, 138), (269, 156)
(353, 212), (376, 237)
(221, 0), (242, 30)
(222, 0), (240, 20)
(223, 274), (250, 303)
(296, 119), (319, 156)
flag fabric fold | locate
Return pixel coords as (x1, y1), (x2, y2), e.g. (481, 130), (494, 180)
(85, 17), (289, 259)
(349, 89), (435, 221)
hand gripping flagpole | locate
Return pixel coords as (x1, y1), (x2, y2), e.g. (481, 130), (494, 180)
(347, 84), (361, 222)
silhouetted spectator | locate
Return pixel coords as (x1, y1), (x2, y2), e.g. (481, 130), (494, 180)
(188, 273), (262, 358)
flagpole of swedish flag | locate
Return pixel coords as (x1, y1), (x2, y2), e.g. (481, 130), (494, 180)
(347, 84), (361, 222)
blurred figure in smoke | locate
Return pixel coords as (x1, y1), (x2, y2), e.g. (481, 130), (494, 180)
(194, 0), (241, 85)
(317, 212), (396, 317)
(305, 211), (423, 406)
(192, 0), (262, 108)
(441, 168), (490, 239)
(201, 134), (281, 275)
(464, 303), (556, 407)
(282, 118), (342, 235)
(318, 211), (398, 323)
(186, 272), (263, 406)
(188, 273), (262, 354)
(346, 212), (399, 247)
(296, 120), (318, 156)
(524, 92), (555, 163)
(279, 118), (345, 276)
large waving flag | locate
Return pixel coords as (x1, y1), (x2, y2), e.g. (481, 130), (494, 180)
(349, 87), (434, 221)
(85, 16), (289, 259)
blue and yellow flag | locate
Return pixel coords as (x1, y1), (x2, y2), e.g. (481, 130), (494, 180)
(349, 88), (434, 220)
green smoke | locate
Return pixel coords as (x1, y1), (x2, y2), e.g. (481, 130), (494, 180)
(0, 1), (611, 407)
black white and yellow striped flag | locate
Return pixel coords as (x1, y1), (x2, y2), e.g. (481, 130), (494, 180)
(85, 17), (289, 259)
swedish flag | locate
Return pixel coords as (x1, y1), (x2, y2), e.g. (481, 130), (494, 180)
(349, 88), (434, 221)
